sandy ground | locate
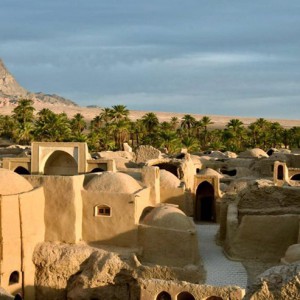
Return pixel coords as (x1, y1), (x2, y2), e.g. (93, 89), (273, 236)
(0, 103), (299, 129)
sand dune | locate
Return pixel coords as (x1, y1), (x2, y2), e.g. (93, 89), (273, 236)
(0, 103), (299, 129)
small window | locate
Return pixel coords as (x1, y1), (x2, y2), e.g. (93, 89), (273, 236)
(9, 271), (19, 285)
(94, 205), (111, 217)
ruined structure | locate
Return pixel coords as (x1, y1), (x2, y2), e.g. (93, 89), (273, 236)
(1, 142), (300, 299)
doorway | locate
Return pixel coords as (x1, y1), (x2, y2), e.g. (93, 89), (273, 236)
(195, 181), (215, 222)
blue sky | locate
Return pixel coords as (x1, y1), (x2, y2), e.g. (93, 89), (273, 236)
(1, 1), (300, 118)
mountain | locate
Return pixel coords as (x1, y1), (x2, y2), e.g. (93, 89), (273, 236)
(0, 59), (77, 107)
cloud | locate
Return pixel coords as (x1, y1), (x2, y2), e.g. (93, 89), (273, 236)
(0, 0), (300, 119)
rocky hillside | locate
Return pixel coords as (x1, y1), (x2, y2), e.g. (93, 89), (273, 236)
(0, 59), (77, 107)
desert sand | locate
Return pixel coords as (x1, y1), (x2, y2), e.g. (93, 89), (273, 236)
(0, 102), (299, 129)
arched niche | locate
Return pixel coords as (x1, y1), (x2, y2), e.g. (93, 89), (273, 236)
(9, 271), (20, 285)
(177, 291), (195, 300)
(153, 163), (178, 178)
(90, 168), (105, 173)
(44, 150), (78, 175)
(14, 166), (30, 175)
(195, 181), (215, 222)
(156, 291), (172, 300)
(291, 173), (300, 181)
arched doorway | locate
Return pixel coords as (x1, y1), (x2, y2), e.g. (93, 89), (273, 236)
(44, 151), (78, 175)
(277, 165), (284, 180)
(156, 291), (171, 300)
(14, 166), (30, 175)
(291, 173), (300, 181)
(195, 181), (215, 222)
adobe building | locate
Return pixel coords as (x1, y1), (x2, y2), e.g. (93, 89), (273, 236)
(0, 142), (201, 299)
(2, 142), (116, 175)
(0, 169), (44, 299)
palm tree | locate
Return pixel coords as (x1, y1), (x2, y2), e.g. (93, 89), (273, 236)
(90, 115), (102, 132)
(34, 110), (71, 141)
(141, 112), (159, 133)
(170, 116), (179, 130)
(225, 119), (245, 152)
(269, 122), (284, 148)
(14, 122), (34, 145)
(0, 115), (16, 138)
(160, 121), (172, 131)
(181, 136), (199, 152)
(248, 118), (271, 149)
(200, 116), (214, 148)
(13, 99), (35, 125)
(70, 113), (86, 135)
(181, 114), (196, 136)
(99, 107), (112, 125)
(111, 119), (130, 150)
(159, 130), (180, 154)
(110, 105), (129, 122)
(287, 127), (300, 149)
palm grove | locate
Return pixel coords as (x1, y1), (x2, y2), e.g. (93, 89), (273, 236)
(0, 99), (299, 153)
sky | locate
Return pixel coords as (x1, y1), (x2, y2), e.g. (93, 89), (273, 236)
(0, 0), (300, 119)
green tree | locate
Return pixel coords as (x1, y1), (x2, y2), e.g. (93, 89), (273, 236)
(34, 110), (71, 141)
(181, 114), (196, 137)
(0, 115), (16, 138)
(199, 116), (214, 148)
(224, 119), (245, 152)
(141, 112), (159, 133)
(13, 99), (35, 125)
(248, 118), (271, 149)
(181, 136), (199, 152)
(110, 105), (129, 122)
(70, 113), (86, 135)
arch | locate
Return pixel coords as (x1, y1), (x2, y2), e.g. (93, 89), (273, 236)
(267, 149), (275, 156)
(44, 150), (78, 175)
(206, 296), (224, 300)
(9, 271), (19, 285)
(139, 206), (155, 223)
(220, 168), (236, 176)
(90, 167), (105, 173)
(291, 173), (300, 181)
(277, 165), (284, 180)
(195, 181), (215, 222)
(94, 204), (111, 217)
(14, 166), (30, 175)
(156, 291), (171, 300)
(153, 163), (178, 177)
(177, 291), (195, 300)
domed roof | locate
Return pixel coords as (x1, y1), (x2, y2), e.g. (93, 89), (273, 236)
(0, 169), (33, 195)
(208, 151), (227, 159)
(238, 148), (269, 158)
(141, 205), (194, 231)
(86, 171), (142, 194)
(198, 168), (223, 178)
(160, 170), (181, 189)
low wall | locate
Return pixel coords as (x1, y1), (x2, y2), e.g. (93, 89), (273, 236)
(225, 213), (299, 261)
(138, 225), (199, 267)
